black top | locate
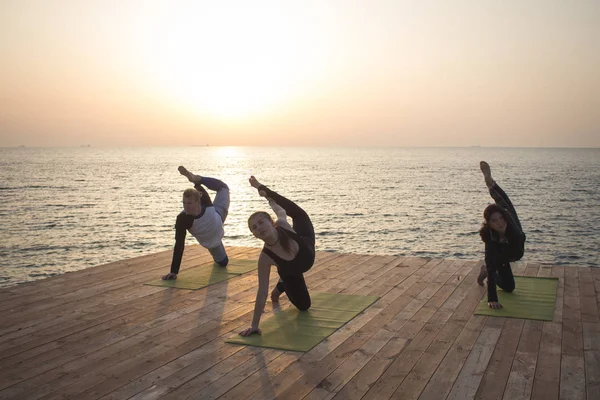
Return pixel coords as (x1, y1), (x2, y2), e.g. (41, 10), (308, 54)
(262, 227), (315, 276)
(483, 184), (526, 302)
(170, 204), (212, 274)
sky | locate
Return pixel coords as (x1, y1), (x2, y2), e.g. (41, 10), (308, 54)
(1, 0), (599, 147)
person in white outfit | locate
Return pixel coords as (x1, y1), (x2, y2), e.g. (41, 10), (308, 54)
(162, 166), (230, 280)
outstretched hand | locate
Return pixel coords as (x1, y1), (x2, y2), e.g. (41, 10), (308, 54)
(249, 176), (267, 198)
(162, 273), (178, 280)
(239, 326), (262, 337)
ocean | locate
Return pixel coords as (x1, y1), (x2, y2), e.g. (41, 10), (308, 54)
(1, 146), (599, 288)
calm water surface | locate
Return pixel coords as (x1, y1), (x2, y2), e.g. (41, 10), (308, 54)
(1, 146), (598, 288)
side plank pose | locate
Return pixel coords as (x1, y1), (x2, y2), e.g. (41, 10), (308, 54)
(240, 176), (316, 337)
(162, 166), (230, 280)
(477, 161), (526, 309)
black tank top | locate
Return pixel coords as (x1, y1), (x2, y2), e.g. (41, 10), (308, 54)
(262, 227), (315, 275)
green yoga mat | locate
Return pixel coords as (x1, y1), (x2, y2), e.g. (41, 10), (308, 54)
(475, 276), (559, 321)
(145, 259), (257, 290)
(226, 292), (379, 352)
(217, 258), (258, 274)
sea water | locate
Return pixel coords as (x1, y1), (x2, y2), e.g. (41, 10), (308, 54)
(1, 146), (598, 288)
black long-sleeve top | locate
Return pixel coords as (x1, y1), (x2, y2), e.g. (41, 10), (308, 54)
(482, 183), (526, 302)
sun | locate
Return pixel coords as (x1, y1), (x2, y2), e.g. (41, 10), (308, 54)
(138, 3), (325, 121)
(158, 51), (293, 120)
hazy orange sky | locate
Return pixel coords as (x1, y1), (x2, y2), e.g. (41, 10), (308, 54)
(1, 0), (599, 147)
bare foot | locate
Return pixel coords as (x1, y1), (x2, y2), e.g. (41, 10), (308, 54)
(479, 161), (495, 188)
(178, 166), (201, 184)
(249, 175), (262, 189)
(250, 176), (268, 197)
(270, 287), (282, 303)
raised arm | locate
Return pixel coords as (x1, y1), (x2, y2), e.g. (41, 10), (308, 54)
(249, 175), (309, 223)
(484, 242), (502, 305)
(480, 161), (523, 232)
(239, 252), (273, 336)
(268, 199), (293, 230)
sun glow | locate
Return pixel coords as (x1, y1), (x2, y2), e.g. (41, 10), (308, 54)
(139, 3), (326, 121)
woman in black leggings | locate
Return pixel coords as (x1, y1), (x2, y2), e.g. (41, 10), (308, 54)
(477, 161), (526, 309)
(240, 176), (316, 337)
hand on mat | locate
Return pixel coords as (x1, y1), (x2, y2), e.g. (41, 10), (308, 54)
(488, 301), (503, 309)
(162, 273), (178, 280)
(239, 326), (262, 337)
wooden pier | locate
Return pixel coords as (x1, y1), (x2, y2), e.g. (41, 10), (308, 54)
(0, 246), (598, 399)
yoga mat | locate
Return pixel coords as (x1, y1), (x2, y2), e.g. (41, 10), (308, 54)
(475, 276), (559, 321)
(216, 258), (258, 274)
(145, 269), (236, 290)
(226, 292), (379, 352)
(145, 259), (257, 290)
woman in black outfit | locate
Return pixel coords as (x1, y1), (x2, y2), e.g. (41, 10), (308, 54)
(240, 176), (316, 337)
(477, 161), (526, 309)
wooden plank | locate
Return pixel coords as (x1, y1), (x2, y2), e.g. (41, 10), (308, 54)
(552, 267), (564, 323)
(0, 251), (594, 400)
(446, 321), (503, 400)
(523, 263), (540, 277)
(418, 315), (487, 400)
(329, 336), (410, 400)
(388, 320), (464, 399)
(148, 253), (392, 398)
(0, 246), (256, 339)
(536, 265), (553, 278)
(359, 323), (444, 400)
(302, 328), (395, 400)
(585, 350), (600, 400)
(474, 318), (524, 400)
(326, 262), (472, 400)
(356, 262), (470, 400)
(242, 258), (448, 400)
(0, 267), (258, 374)
(502, 320), (543, 400)
(138, 346), (275, 400)
(210, 352), (302, 400)
(42, 253), (349, 400)
(0, 245), (226, 314)
(511, 261), (527, 276)
(583, 267), (600, 400)
(530, 322), (562, 400)
(0, 304), (255, 399)
(383, 264), (480, 399)
(560, 267), (586, 400)
(82, 254), (344, 400)
(0, 248), (292, 398)
(579, 267), (599, 323)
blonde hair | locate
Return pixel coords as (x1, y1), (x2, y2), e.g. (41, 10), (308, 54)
(183, 188), (201, 203)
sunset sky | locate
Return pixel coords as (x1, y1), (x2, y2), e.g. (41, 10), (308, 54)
(1, 0), (599, 147)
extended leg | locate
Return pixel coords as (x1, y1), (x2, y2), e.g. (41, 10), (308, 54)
(480, 161), (523, 231)
(258, 185), (315, 245)
(195, 176), (230, 221)
(208, 243), (229, 267)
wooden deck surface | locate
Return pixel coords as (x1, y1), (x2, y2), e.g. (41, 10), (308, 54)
(0, 246), (598, 400)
